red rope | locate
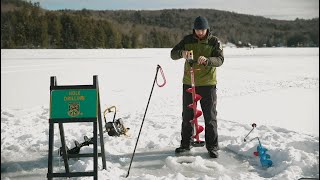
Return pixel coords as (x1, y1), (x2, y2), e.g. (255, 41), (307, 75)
(156, 65), (166, 87)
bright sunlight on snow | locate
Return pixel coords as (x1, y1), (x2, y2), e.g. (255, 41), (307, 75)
(1, 48), (319, 180)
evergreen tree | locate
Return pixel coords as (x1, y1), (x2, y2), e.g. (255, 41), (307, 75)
(1, 0), (318, 48)
(47, 12), (62, 48)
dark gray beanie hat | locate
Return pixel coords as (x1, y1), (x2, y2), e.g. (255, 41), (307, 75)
(193, 16), (210, 30)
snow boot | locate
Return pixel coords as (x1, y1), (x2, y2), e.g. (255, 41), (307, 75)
(175, 146), (192, 154)
(208, 149), (219, 158)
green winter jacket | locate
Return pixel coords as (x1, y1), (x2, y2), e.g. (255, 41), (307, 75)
(171, 33), (224, 86)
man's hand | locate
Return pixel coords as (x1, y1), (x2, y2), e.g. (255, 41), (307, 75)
(198, 56), (208, 65)
(182, 50), (195, 65)
(181, 51), (189, 59)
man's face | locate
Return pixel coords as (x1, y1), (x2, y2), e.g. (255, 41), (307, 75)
(195, 29), (208, 40)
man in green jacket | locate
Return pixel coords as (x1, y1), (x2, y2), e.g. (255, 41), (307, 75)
(171, 16), (224, 158)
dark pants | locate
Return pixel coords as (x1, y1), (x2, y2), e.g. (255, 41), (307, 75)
(181, 84), (218, 150)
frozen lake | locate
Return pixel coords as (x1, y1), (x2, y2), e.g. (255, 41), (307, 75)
(1, 48), (319, 179)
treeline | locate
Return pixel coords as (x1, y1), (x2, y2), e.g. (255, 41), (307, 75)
(1, 0), (319, 49)
(1, 0), (139, 48)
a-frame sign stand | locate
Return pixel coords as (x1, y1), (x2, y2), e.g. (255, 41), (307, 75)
(47, 75), (106, 180)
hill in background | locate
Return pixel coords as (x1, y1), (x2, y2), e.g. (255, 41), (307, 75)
(1, 0), (319, 48)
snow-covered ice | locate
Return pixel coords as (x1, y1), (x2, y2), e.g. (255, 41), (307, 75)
(1, 48), (319, 179)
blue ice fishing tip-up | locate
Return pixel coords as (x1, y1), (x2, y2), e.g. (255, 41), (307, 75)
(244, 123), (273, 168)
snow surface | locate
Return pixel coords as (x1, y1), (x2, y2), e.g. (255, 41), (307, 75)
(1, 48), (319, 180)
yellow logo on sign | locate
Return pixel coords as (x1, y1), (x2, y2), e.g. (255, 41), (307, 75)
(68, 102), (80, 117)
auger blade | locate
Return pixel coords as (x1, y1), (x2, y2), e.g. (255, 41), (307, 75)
(190, 111), (202, 120)
(190, 118), (196, 124)
(191, 125), (204, 138)
(197, 125), (204, 133)
(194, 94), (202, 102)
(195, 110), (202, 118)
(191, 141), (205, 147)
(186, 88), (193, 93)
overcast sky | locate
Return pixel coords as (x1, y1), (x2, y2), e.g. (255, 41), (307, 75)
(29, 0), (319, 20)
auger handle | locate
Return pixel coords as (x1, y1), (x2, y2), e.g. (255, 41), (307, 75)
(103, 106), (117, 123)
(244, 123), (257, 142)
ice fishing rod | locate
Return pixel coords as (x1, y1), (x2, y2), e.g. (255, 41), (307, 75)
(126, 64), (166, 178)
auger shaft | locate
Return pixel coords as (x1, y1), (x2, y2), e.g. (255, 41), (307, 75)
(186, 50), (204, 146)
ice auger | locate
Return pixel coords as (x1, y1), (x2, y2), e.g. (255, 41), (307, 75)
(186, 50), (205, 147)
(244, 123), (273, 168)
(59, 135), (94, 157)
(58, 106), (129, 156)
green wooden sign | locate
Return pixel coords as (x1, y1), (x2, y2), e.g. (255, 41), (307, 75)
(50, 89), (97, 119)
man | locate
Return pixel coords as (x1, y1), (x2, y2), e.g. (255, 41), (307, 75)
(170, 16), (224, 158)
